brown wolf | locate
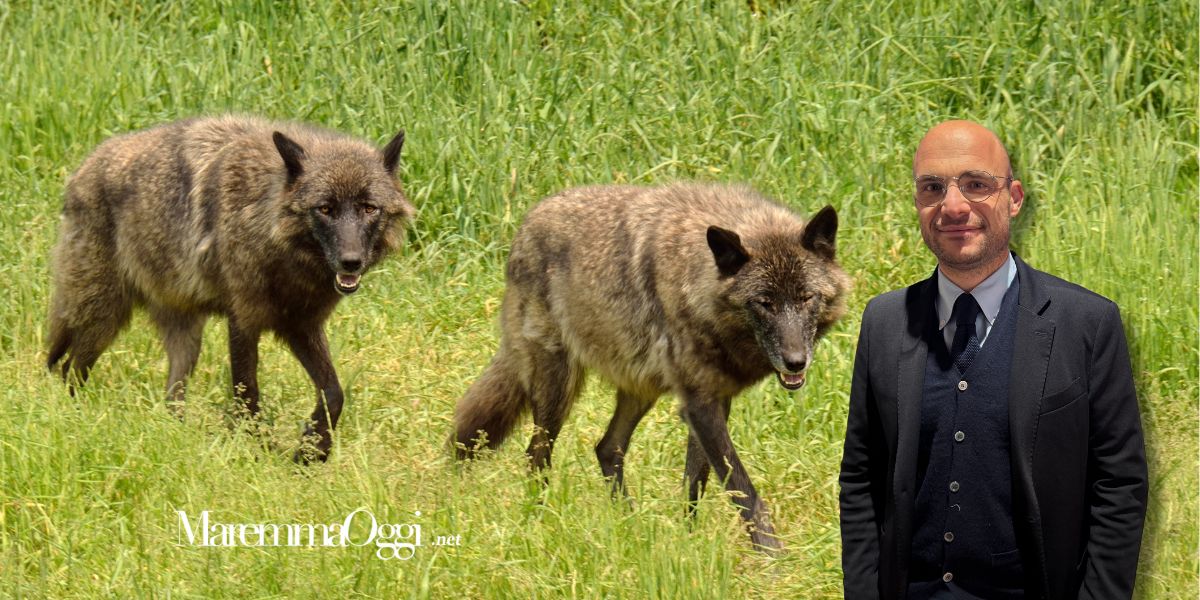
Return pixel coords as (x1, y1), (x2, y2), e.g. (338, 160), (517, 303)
(46, 115), (414, 461)
(453, 183), (849, 551)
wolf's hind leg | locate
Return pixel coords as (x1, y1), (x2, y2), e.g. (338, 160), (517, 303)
(523, 346), (584, 474)
(595, 389), (656, 498)
(150, 306), (206, 415)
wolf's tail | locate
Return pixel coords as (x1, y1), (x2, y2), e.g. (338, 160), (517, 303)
(46, 309), (72, 375)
(453, 349), (530, 459)
(45, 185), (134, 384)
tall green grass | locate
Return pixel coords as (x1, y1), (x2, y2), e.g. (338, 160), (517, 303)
(1, 0), (1194, 597)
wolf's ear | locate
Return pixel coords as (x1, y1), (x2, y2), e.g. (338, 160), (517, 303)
(801, 205), (838, 259)
(272, 132), (306, 184)
(707, 226), (750, 277)
(382, 130), (405, 176)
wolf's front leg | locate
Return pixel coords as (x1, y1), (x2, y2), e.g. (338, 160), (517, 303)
(682, 395), (781, 553)
(283, 325), (343, 463)
(684, 396), (729, 520)
(228, 319), (262, 418)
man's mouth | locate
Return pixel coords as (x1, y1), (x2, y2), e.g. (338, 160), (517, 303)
(936, 222), (982, 234)
(335, 273), (361, 295)
(777, 370), (806, 390)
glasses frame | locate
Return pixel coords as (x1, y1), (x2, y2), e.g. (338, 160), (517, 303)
(913, 170), (1013, 207)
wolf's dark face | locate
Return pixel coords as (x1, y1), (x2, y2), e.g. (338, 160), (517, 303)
(275, 131), (414, 295)
(707, 206), (847, 390)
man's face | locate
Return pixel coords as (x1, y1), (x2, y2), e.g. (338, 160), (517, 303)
(913, 122), (1024, 277)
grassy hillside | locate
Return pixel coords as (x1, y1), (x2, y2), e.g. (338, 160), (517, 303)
(1, 1), (1195, 597)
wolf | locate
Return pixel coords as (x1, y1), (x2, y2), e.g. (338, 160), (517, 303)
(46, 115), (414, 461)
(453, 182), (849, 551)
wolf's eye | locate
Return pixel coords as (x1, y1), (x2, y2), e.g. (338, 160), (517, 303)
(315, 205), (332, 216)
(362, 204), (378, 215)
(753, 298), (774, 312)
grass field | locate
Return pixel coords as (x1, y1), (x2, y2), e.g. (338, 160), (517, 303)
(1, 1), (1196, 597)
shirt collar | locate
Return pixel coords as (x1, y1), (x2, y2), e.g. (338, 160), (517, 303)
(936, 253), (1017, 331)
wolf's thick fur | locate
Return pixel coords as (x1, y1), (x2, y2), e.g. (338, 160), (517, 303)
(454, 183), (849, 551)
(47, 115), (413, 461)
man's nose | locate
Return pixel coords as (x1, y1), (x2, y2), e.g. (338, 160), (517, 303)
(941, 184), (972, 216)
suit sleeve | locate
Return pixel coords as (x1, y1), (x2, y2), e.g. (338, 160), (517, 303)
(1078, 304), (1148, 599)
(840, 303), (881, 600)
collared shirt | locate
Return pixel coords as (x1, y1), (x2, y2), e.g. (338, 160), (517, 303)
(936, 253), (1017, 350)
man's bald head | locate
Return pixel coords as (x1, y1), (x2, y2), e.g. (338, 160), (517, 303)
(913, 120), (1013, 179)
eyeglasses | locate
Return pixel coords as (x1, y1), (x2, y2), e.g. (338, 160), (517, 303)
(913, 170), (1012, 207)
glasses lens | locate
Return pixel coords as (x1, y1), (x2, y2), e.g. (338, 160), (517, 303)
(915, 176), (946, 206)
(959, 171), (1000, 201)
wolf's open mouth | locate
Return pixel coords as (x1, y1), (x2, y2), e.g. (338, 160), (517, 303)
(777, 371), (806, 390)
(335, 273), (361, 295)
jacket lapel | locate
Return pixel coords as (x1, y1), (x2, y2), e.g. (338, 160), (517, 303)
(1008, 257), (1054, 478)
(893, 274), (936, 531)
(1007, 256), (1055, 591)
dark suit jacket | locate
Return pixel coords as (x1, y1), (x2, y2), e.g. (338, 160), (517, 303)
(839, 255), (1148, 599)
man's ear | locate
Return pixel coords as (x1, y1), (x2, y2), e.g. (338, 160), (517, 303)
(1008, 179), (1024, 217)
(707, 226), (749, 277)
(801, 205), (838, 259)
(273, 132), (306, 184)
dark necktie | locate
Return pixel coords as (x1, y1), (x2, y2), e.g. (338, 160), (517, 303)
(950, 293), (982, 372)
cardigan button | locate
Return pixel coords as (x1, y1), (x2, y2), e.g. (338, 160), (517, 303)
(957, 380), (968, 391)
(954, 431), (965, 442)
(944, 531), (955, 542)
(943, 572), (954, 583)
(949, 481), (960, 492)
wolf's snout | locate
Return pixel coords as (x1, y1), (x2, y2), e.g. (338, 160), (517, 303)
(334, 252), (364, 294)
(339, 256), (363, 273)
(781, 352), (808, 374)
(775, 350), (809, 390)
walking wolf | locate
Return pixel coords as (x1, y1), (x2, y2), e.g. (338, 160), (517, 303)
(47, 115), (414, 461)
(454, 183), (849, 550)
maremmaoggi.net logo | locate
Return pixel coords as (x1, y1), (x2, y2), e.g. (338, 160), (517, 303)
(175, 508), (460, 560)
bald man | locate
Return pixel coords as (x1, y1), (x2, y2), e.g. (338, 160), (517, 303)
(839, 121), (1147, 599)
